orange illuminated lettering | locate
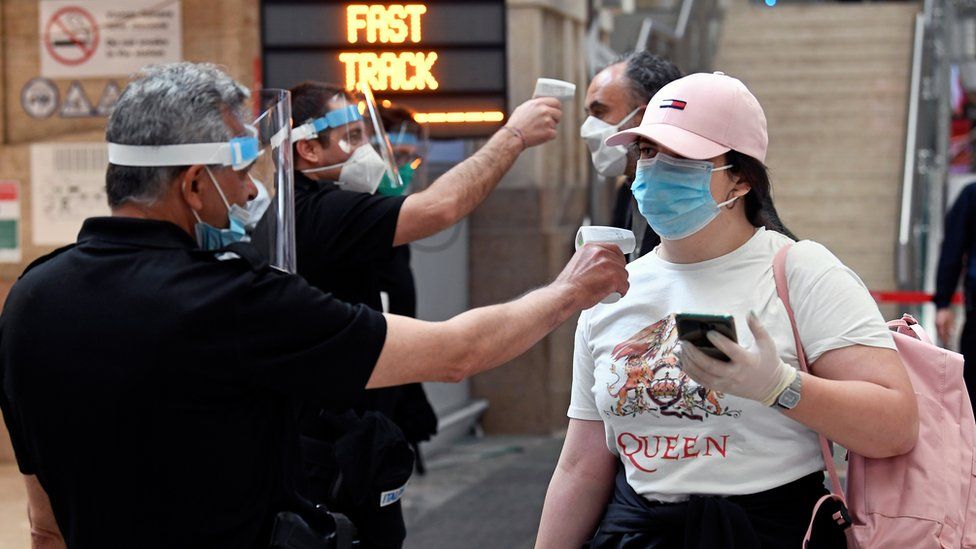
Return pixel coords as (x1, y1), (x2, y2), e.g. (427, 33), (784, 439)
(346, 4), (427, 44)
(413, 111), (506, 124)
(346, 5), (368, 43)
(339, 51), (439, 92)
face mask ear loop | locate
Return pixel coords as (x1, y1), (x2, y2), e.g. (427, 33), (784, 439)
(718, 187), (750, 210)
(717, 195), (739, 209)
(302, 158), (348, 175)
(714, 164), (744, 209)
(204, 166), (234, 211)
(616, 106), (644, 129)
(204, 166), (238, 230)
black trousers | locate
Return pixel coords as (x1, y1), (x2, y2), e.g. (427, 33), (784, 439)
(588, 467), (847, 549)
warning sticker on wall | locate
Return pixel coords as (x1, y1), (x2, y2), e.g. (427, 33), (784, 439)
(0, 181), (23, 263)
(30, 143), (110, 246)
(39, 0), (181, 79)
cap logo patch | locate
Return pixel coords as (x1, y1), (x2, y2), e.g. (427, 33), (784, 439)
(660, 99), (687, 110)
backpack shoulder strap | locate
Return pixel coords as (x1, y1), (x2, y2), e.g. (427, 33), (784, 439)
(772, 243), (847, 499)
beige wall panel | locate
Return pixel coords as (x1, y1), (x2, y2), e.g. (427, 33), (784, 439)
(715, 2), (918, 294)
(2, 0), (259, 146)
(0, 3), (5, 144)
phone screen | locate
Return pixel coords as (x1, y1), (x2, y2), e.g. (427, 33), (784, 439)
(675, 313), (737, 362)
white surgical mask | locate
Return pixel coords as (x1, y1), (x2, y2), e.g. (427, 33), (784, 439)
(302, 145), (388, 194)
(580, 107), (642, 178)
(244, 174), (272, 230)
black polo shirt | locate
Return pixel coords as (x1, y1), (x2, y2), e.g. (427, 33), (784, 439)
(293, 171), (406, 311)
(0, 217), (386, 549)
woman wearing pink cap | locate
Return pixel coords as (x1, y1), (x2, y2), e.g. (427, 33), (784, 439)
(536, 72), (918, 548)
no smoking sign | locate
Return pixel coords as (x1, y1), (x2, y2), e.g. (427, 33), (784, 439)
(44, 6), (99, 66)
(39, 0), (181, 79)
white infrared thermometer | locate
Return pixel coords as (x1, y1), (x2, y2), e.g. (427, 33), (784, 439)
(575, 226), (636, 304)
(533, 78), (576, 102)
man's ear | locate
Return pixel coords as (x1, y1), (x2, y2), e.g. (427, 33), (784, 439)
(295, 139), (320, 164)
(180, 165), (207, 212)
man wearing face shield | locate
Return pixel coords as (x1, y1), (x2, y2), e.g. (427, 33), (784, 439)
(287, 82), (562, 547)
(0, 62), (627, 548)
(581, 52), (682, 259)
(289, 81), (561, 309)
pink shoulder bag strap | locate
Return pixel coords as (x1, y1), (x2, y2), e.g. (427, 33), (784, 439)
(772, 244), (854, 546)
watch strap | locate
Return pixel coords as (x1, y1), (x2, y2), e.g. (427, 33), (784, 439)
(774, 369), (802, 409)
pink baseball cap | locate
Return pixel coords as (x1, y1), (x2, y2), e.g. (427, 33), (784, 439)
(605, 71), (768, 162)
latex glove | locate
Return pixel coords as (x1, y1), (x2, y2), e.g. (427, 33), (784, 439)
(677, 312), (798, 407)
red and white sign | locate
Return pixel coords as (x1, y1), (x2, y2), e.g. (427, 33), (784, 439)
(39, 0), (181, 79)
(0, 181), (22, 264)
(44, 6), (99, 67)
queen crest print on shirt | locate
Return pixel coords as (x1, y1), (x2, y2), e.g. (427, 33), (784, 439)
(606, 314), (741, 421)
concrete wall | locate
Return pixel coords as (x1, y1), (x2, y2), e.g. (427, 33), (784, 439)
(715, 3), (918, 299)
(0, 0), (261, 464)
(468, 0), (592, 435)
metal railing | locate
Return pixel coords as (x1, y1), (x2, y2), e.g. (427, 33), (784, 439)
(585, 0), (722, 77)
(633, 0), (722, 74)
(896, 0), (954, 305)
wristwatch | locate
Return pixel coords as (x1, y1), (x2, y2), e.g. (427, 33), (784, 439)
(774, 371), (803, 410)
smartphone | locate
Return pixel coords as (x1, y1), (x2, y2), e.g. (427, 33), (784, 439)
(675, 313), (737, 362)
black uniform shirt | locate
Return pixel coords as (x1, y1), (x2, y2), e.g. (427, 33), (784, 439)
(935, 182), (976, 308)
(294, 171), (406, 311)
(0, 217), (386, 549)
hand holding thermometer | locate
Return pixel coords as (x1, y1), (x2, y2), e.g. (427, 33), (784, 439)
(575, 226), (636, 303)
(533, 78), (576, 102)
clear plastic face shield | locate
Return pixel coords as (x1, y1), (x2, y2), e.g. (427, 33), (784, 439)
(248, 88), (296, 272)
(294, 83), (402, 195)
(374, 103), (430, 196)
(106, 88), (296, 273)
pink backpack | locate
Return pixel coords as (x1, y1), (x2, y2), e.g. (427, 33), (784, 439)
(773, 244), (976, 548)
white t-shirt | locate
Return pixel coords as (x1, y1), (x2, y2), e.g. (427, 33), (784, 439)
(568, 228), (895, 502)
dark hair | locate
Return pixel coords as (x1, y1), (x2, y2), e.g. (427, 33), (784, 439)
(604, 51), (683, 105)
(289, 81), (354, 147)
(726, 150), (797, 240)
(378, 102), (422, 135)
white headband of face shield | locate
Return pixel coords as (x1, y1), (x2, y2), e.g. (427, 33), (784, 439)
(290, 105), (364, 143)
(107, 125), (262, 171)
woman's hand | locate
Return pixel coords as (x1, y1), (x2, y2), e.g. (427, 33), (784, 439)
(677, 312), (796, 406)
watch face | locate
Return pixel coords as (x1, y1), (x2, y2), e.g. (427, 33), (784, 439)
(779, 389), (801, 409)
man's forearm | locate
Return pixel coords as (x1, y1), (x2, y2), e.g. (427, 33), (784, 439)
(369, 243), (623, 389)
(24, 475), (66, 549)
(450, 283), (577, 379)
(433, 129), (523, 220)
(369, 282), (579, 388)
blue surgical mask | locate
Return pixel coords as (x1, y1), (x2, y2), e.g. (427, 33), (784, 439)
(192, 167), (250, 250)
(631, 153), (737, 240)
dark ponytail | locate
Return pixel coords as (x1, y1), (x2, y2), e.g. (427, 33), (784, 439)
(726, 150), (797, 241)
